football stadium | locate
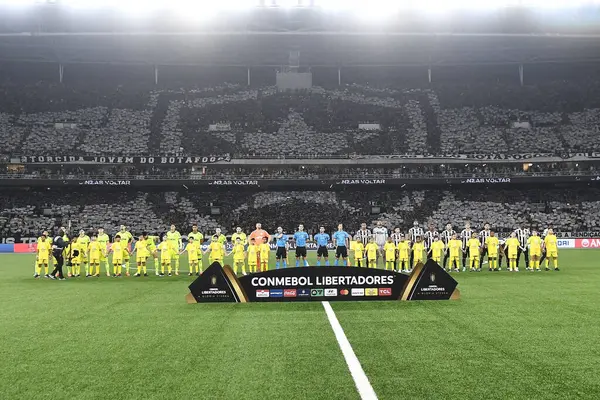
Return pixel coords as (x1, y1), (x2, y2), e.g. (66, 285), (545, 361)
(2, 1), (600, 399)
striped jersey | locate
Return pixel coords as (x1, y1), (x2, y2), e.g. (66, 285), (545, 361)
(356, 229), (372, 246)
(514, 228), (530, 248)
(408, 227), (425, 243)
(479, 229), (491, 245)
(391, 232), (403, 246)
(440, 229), (456, 245)
(424, 230), (438, 249)
(372, 227), (388, 246)
(460, 228), (474, 248)
(541, 228), (549, 238)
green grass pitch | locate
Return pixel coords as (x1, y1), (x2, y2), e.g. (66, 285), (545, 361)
(1, 250), (600, 400)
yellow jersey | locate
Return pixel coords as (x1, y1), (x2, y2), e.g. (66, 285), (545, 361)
(187, 231), (204, 245)
(37, 240), (51, 257)
(111, 242), (126, 260)
(134, 241), (150, 258)
(232, 243), (245, 259)
(209, 241), (224, 258)
(167, 231), (182, 251)
(259, 243), (270, 258)
(412, 242), (425, 258)
(505, 237), (520, 255)
(247, 245), (258, 262)
(185, 242), (200, 258)
(365, 242), (379, 259)
(486, 236), (499, 254)
(352, 241), (364, 256)
(544, 234), (558, 252)
(88, 241), (102, 259)
(97, 233), (110, 255)
(70, 242), (81, 262)
(231, 232), (247, 245)
(448, 239), (462, 257)
(78, 235), (90, 255)
(430, 241), (445, 259)
(118, 230), (133, 246)
(397, 241), (410, 259)
(467, 238), (481, 256)
(384, 242), (396, 259)
(157, 242), (171, 260)
(528, 236), (542, 253)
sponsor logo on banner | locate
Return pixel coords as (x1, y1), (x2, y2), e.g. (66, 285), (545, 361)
(575, 238), (600, 248)
(270, 289), (284, 298)
(297, 289), (310, 297)
(324, 288), (338, 297)
(311, 288), (324, 297)
(461, 178), (511, 184)
(80, 180), (131, 186)
(365, 288), (378, 296)
(338, 179), (386, 185)
(209, 180), (259, 186)
(256, 289), (270, 298)
(340, 289), (349, 296)
(351, 288), (365, 296)
(557, 239), (575, 248)
(378, 288), (392, 296)
(284, 289), (297, 298)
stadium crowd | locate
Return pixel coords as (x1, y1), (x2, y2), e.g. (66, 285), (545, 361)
(1, 77), (600, 158)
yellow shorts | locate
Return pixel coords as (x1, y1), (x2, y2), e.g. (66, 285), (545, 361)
(413, 257), (423, 264)
(488, 253), (498, 259)
(508, 252), (517, 259)
(233, 257), (245, 263)
(37, 258), (49, 265)
(161, 258), (170, 265)
(248, 262), (257, 269)
(530, 251), (541, 257)
(90, 257), (100, 264)
(113, 258), (123, 265)
(470, 256), (480, 262)
(547, 251), (558, 258)
(136, 256), (147, 264)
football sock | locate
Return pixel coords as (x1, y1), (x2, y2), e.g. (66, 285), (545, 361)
(334, 259), (339, 266)
(325, 260), (329, 266)
(275, 261), (280, 270)
(316, 260), (321, 266)
(295, 260), (299, 267)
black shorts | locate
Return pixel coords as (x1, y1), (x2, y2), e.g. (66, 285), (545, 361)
(336, 246), (348, 258)
(317, 246), (328, 258)
(276, 247), (287, 259)
(295, 246), (307, 258)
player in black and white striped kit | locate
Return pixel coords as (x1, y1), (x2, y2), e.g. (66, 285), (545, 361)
(408, 221), (424, 267)
(440, 223), (456, 268)
(424, 225), (438, 259)
(357, 223), (372, 247)
(515, 227), (530, 270)
(479, 223), (492, 269)
(460, 222), (474, 271)
(390, 228), (403, 270)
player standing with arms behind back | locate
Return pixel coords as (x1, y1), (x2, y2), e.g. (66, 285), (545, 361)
(408, 221), (424, 267)
(479, 223), (492, 270)
(332, 224), (350, 266)
(372, 221), (388, 267)
(460, 222), (474, 271)
(314, 227), (330, 266)
(294, 224), (310, 267)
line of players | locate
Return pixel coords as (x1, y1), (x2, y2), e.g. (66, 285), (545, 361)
(350, 221), (560, 272)
(32, 220), (560, 279)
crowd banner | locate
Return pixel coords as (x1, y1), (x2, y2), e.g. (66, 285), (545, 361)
(186, 259), (459, 303)
(0, 174), (599, 188)
(13, 155), (231, 165)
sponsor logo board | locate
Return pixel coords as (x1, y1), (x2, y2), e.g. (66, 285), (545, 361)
(270, 289), (284, 298)
(311, 288), (324, 297)
(365, 288), (378, 296)
(256, 289), (270, 298)
(324, 288), (338, 297)
(351, 288), (365, 296)
(297, 289), (310, 297)
(284, 289), (297, 298)
(378, 288), (392, 296)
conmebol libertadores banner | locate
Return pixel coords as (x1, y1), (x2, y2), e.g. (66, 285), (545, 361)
(186, 259), (459, 303)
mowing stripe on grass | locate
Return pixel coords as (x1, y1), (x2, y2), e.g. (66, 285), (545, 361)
(322, 301), (378, 400)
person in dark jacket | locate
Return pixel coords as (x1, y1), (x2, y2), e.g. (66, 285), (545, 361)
(49, 229), (69, 280)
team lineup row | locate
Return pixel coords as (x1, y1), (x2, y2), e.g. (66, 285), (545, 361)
(32, 221), (560, 278)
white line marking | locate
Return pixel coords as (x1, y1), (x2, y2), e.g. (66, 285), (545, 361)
(322, 301), (378, 400)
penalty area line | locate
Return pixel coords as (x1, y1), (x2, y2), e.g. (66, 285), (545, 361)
(322, 301), (378, 400)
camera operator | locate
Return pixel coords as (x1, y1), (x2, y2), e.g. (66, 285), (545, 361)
(49, 228), (69, 280)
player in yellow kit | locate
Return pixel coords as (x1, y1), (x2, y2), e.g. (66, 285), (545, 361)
(69, 237), (82, 277)
(134, 236), (150, 277)
(467, 233), (481, 272)
(365, 237), (379, 269)
(205, 236), (226, 266)
(182, 236), (201, 276)
(352, 236), (365, 267)
(117, 225), (133, 276)
(412, 236), (425, 270)
(35, 231), (52, 276)
(247, 238), (259, 273)
(429, 236), (445, 264)
(228, 237), (247, 275)
(447, 233), (462, 272)
(383, 237), (396, 271)
(167, 224), (182, 275)
(259, 237), (270, 271)
(34, 235), (51, 278)
(157, 236), (172, 276)
(485, 231), (500, 271)
(109, 235), (127, 277)
(527, 230), (543, 271)
(544, 229), (559, 271)
(77, 230), (90, 277)
(97, 228), (111, 277)
(504, 232), (521, 272)
(397, 236), (410, 272)
(230, 227), (247, 246)
(187, 224), (204, 274)
(88, 235), (103, 277)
